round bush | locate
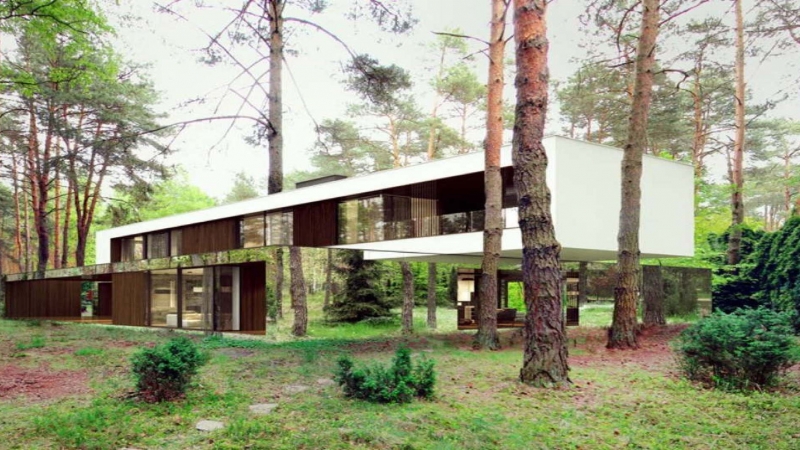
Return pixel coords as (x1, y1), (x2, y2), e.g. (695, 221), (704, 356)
(131, 336), (208, 402)
(675, 308), (798, 390)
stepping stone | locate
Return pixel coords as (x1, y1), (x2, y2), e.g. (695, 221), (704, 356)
(283, 384), (309, 394)
(316, 378), (336, 387)
(196, 420), (224, 431)
(249, 403), (279, 415)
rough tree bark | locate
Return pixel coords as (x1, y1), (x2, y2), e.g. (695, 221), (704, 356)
(475, 0), (507, 351)
(513, 0), (570, 387)
(727, 0), (745, 266)
(608, 0), (660, 350)
(401, 261), (414, 335)
(290, 246), (307, 336)
(267, 0), (284, 195)
(427, 262), (437, 329)
(642, 265), (666, 326)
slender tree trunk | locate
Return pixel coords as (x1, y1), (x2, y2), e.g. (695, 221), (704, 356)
(61, 178), (72, 268)
(690, 73), (707, 198)
(475, 0), (506, 351)
(52, 147), (61, 269)
(608, 0), (660, 350)
(290, 246), (307, 336)
(324, 248), (332, 310)
(513, 0), (570, 387)
(642, 265), (666, 326)
(578, 261), (588, 307)
(275, 247), (284, 319)
(11, 154), (22, 265)
(401, 261), (414, 335)
(267, 0), (284, 195)
(23, 179), (31, 273)
(427, 262), (437, 329)
(727, 0), (746, 266)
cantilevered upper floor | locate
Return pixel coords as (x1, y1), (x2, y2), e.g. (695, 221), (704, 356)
(95, 136), (694, 265)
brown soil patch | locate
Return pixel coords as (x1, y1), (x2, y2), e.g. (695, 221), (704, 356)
(569, 324), (688, 372)
(0, 363), (91, 402)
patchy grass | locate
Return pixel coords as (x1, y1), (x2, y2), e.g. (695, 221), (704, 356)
(2, 306), (800, 449)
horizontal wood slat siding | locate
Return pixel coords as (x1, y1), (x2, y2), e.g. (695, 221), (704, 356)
(239, 262), (266, 332)
(293, 200), (337, 247)
(181, 219), (238, 255)
(4, 280), (81, 318)
(112, 272), (148, 326)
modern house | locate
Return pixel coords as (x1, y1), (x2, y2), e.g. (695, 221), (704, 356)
(1, 136), (694, 333)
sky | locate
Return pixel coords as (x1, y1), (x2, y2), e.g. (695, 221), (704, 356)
(104, 0), (799, 199)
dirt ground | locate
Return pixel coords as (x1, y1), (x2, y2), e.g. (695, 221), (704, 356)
(0, 363), (91, 402)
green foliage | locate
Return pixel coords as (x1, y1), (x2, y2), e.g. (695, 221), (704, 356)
(675, 308), (798, 390)
(131, 336), (208, 403)
(326, 251), (394, 323)
(75, 347), (104, 357)
(334, 346), (435, 403)
(16, 335), (45, 350)
(222, 172), (263, 204)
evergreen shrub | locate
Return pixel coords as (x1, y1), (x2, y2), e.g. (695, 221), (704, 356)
(131, 336), (208, 402)
(326, 250), (394, 323)
(675, 308), (797, 390)
(334, 346), (435, 403)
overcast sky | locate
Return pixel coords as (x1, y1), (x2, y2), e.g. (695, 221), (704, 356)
(106, 0), (799, 199)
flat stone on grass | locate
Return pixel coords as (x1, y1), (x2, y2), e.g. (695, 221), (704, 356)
(196, 420), (225, 432)
(316, 378), (336, 387)
(283, 384), (309, 394)
(249, 403), (279, 415)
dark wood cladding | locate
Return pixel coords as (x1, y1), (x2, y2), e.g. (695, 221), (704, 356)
(4, 280), (82, 318)
(97, 282), (113, 316)
(112, 272), (148, 326)
(293, 200), (337, 247)
(181, 218), (238, 255)
(110, 238), (122, 263)
(239, 262), (266, 332)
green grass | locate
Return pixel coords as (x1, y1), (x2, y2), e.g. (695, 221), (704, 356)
(1, 303), (799, 449)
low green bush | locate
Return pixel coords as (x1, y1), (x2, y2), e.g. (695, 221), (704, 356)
(675, 308), (798, 390)
(131, 336), (208, 402)
(334, 346), (435, 403)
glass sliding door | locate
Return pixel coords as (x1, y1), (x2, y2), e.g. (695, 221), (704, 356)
(214, 266), (240, 331)
(181, 268), (213, 330)
(150, 269), (178, 326)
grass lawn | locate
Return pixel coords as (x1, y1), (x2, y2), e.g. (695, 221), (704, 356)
(1, 304), (799, 449)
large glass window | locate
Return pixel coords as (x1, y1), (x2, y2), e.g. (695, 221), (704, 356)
(241, 214), (266, 248)
(147, 232), (169, 259)
(150, 269), (178, 326)
(266, 211), (293, 245)
(121, 235), (144, 261)
(182, 268), (212, 330)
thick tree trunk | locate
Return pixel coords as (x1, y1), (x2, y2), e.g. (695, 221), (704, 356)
(401, 261), (414, 335)
(427, 262), (437, 329)
(513, 0), (570, 387)
(75, 230), (87, 267)
(642, 265), (666, 326)
(475, 0), (506, 351)
(275, 247), (284, 319)
(727, 0), (746, 266)
(608, 0), (660, 350)
(290, 246), (307, 336)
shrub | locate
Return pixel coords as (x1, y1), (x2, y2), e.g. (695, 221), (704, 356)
(131, 336), (208, 402)
(334, 346), (435, 403)
(675, 308), (798, 390)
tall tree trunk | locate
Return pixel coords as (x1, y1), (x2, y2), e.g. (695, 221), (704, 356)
(61, 178), (72, 268)
(401, 261), (414, 335)
(578, 261), (588, 307)
(11, 154), (22, 266)
(52, 147), (61, 269)
(290, 246), (307, 336)
(275, 247), (284, 319)
(642, 265), (666, 326)
(23, 178), (31, 273)
(727, 0), (746, 266)
(608, 0), (660, 350)
(267, 0), (284, 195)
(475, 0), (507, 351)
(427, 262), (437, 329)
(513, 0), (569, 387)
(324, 248), (332, 310)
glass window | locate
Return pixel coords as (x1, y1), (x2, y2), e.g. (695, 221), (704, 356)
(121, 235), (144, 261)
(338, 199), (359, 244)
(241, 214), (266, 248)
(150, 269), (178, 326)
(182, 268), (212, 330)
(147, 232), (169, 259)
(170, 229), (182, 256)
(266, 211), (293, 245)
